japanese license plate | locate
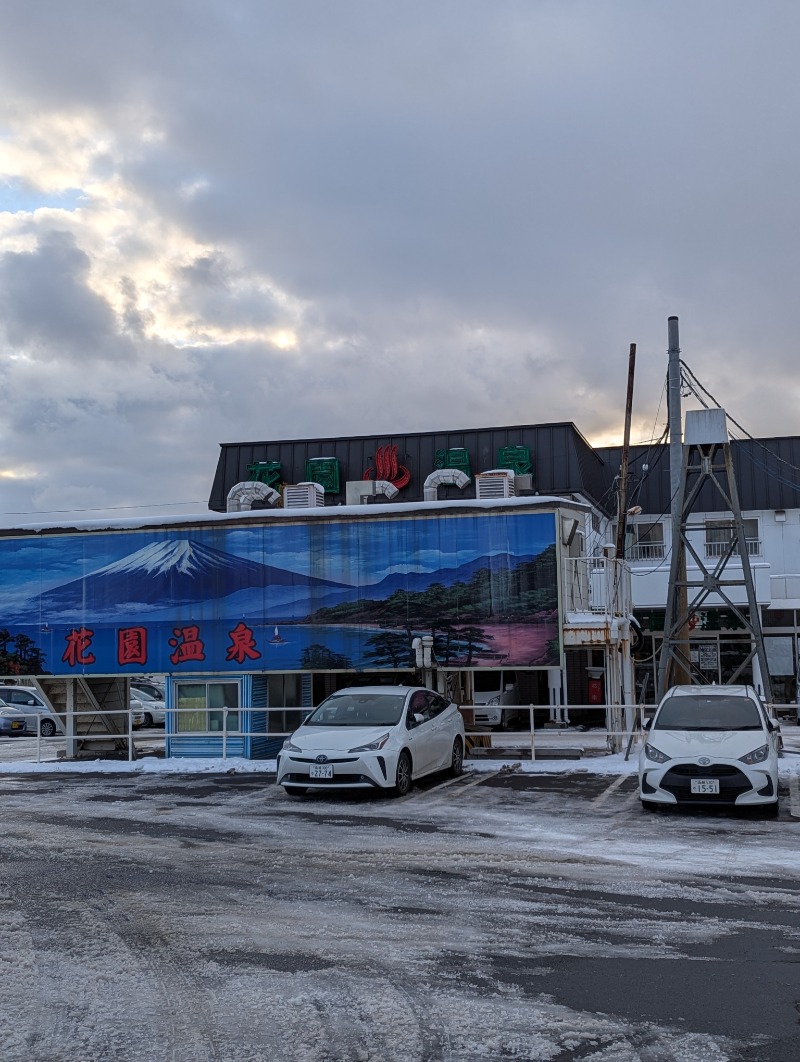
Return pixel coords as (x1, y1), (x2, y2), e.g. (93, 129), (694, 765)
(310, 764), (333, 779)
(10, 721), (23, 730)
(691, 778), (720, 795)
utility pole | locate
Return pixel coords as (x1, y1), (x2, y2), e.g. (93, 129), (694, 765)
(666, 316), (689, 686)
(667, 317), (682, 527)
(615, 343), (637, 559)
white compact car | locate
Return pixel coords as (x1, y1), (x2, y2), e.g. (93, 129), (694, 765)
(0, 684), (65, 736)
(472, 670), (521, 729)
(131, 687), (166, 727)
(277, 685), (465, 797)
(639, 685), (780, 813)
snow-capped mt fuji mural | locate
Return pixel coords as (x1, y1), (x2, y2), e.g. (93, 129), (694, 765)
(0, 509), (561, 675)
(9, 539), (348, 623)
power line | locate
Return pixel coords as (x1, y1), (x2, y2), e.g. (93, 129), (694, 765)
(680, 359), (800, 491)
(0, 501), (207, 518)
(681, 360), (800, 475)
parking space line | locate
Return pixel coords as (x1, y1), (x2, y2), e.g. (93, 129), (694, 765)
(789, 771), (800, 818)
(590, 773), (630, 809)
(428, 767), (509, 800)
(418, 772), (477, 796)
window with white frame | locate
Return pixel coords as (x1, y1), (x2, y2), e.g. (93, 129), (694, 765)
(704, 518), (760, 558)
(174, 681), (240, 732)
(627, 521), (665, 561)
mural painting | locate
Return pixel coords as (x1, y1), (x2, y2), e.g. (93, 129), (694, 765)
(0, 510), (560, 675)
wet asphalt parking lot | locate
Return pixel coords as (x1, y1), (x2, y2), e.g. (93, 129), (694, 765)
(1, 764), (799, 1061)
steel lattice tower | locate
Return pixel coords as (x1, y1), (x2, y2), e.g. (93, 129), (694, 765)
(656, 408), (771, 700)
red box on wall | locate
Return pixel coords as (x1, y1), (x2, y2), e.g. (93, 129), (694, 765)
(587, 676), (604, 704)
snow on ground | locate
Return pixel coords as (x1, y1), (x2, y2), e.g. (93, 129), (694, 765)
(1, 761), (798, 1059)
(1, 748), (799, 779)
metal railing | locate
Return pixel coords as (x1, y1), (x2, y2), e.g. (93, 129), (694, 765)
(3, 702), (786, 768)
(562, 556), (632, 617)
(0, 708), (139, 763)
(1, 703), (645, 766)
(627, 542), (666, 561)
(704, 538), (761, 558)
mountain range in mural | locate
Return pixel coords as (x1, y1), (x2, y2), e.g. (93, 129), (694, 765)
(7, 538), (542, 624)
(9, 539), (346, 623)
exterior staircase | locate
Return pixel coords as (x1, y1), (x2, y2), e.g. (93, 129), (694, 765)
(32, 677), (135, 759)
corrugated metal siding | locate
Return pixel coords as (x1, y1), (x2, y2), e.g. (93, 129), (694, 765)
(219, 425), (800, 520)
(209, 422), (615, 513)
(597, 436), (800, 515)
(301, 674), (313, 707)
(168, 736), (246, 758)
(249, 674), (281, 758)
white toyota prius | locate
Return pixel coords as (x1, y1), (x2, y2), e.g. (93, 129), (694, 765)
(639, 685), (781, 814)
(277, 685), (465, 797)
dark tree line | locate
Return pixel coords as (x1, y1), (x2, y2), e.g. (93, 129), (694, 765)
(300, 644), (353, 670)
(307, 546), (558, 628)
(305, 547), (558, 668)
(0, 629), (47, 675)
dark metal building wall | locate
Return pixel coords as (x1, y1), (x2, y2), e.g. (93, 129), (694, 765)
(597, 436), (800, 516)
(210, 422), (800, 517)
(209, 421), (613, 512)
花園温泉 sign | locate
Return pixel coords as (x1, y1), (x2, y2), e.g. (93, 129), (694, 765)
(0, 509), (560, 676)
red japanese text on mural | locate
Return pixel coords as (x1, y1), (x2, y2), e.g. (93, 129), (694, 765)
(118, 626), (148, 667)
(62, 627), (96, 667)
(226, 621), (261, 664)
(168, 625), (206, 666)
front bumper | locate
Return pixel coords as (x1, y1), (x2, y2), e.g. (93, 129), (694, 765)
(277, 750), (396, 789)
(473, 710), (501, 727)
(640, 757), (777, 806)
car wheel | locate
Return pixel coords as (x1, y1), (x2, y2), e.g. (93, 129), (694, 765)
(283, 786), (308, 797)
(640, 799), (659, 813)
(39, 719), (56, 738)
(450, 738), (464, 777)
(141, 712), (153, 728)
(394, 751), (412, 797)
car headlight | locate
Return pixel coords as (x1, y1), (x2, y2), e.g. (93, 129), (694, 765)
(644, 742), (671, 764)
(349, 733), (391, 753)
(282, 739), (302, 753)
(739, 744), (770, 765)
(486, 695), (501, 706)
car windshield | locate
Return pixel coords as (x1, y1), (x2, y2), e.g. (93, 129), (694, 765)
(133, 689), (157, 701)
(654, 695), (765, 731)
(304, 692), (407, 727)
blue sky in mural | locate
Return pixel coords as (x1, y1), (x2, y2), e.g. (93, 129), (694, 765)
(0, 511), (556, 613)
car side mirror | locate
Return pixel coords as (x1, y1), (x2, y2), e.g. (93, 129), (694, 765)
(413, 712), (425, 726)
(642, 716), (653, 731)
(768, 719), (780, 732)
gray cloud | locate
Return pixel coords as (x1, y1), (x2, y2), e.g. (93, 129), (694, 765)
(0, 1), (798, 523)
(0, 230), (119, 356)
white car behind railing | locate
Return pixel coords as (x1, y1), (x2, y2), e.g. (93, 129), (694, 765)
(131, 688), (166, 727)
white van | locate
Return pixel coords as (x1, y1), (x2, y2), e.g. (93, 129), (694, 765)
(472, 671), (520, 729)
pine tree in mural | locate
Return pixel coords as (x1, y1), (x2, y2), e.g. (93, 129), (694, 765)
(0, 630), (47, 675)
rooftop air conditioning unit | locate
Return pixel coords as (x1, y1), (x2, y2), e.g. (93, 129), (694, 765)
(345, 480), (399, 505)
(283, 482), (325, 509)
(475, 470), (515, 499)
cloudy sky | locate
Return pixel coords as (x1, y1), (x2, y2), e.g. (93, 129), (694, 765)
(0, 1), (798, 525)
